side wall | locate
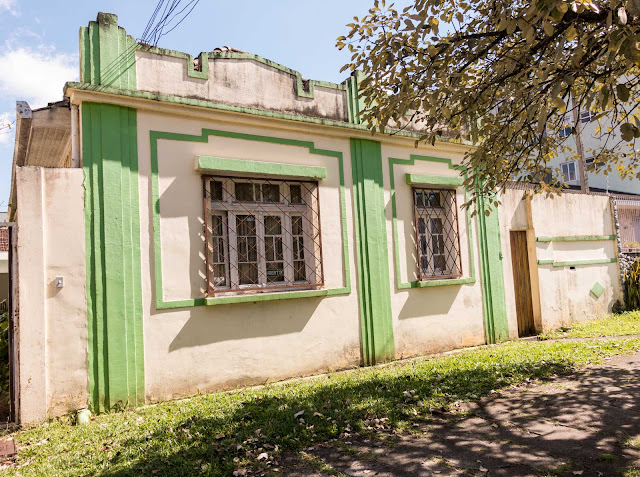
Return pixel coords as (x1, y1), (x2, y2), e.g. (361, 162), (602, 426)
(500, 190), (621, 333)
(15, 166), (88, 424)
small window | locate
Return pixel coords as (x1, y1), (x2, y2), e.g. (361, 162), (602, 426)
(413, 187), (463, 280)
(585, 157), (606, 171)
(561, 161), (578, 182)
(558, 125), (572, 138)
(204, 176), (323, 295)
(580, 110), (596, 123)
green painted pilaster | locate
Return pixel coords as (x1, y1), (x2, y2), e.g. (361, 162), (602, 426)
(346, 71), (367, 125)
(83, 102), (144, 413)
(350, 138), (395, 365)
(477, 193), (509, 344)
(80, 12), (137, 89)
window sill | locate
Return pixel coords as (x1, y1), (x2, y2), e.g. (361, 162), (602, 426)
(398, 276), (476, 289)
(204, 288), (332, 306)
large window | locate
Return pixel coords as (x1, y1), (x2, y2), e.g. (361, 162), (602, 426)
(413, 187), (463, 280)
(204, 176), (323, 295)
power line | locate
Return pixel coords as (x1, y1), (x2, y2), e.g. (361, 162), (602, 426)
(139, 0), (201, 46)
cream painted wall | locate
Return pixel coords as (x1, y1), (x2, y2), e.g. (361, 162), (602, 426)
(135, 52), (348, 122)
(15, 166), (88, 424)
(500, 190), (622, 333)
(136, 110), (361, 403)
(381, 145), (488, 358)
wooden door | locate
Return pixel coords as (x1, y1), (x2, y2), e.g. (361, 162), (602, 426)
(510, 231), (536, 337)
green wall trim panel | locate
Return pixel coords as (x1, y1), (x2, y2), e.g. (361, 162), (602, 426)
(536, 235), (616, 242)
(591, 282), (605, 298)
(80, 13), (137, 89)
(151, 129), (351, 309)
(476, 191), (510, 344)
(65, 81), (476, 147)
(83, 102), (144, 414)
(351, 139), (395, 365)
(388, 155), (476, 290)
(196, 156), (327, 179)
(538, 258), (618, 267)
(405, 173), (464, 187)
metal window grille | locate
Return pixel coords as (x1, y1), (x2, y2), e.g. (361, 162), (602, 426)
(203, 175), (323, 295)
(413, 187), (463, 280)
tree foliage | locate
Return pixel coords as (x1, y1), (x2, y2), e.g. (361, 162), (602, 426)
(338, 0), (640, 205)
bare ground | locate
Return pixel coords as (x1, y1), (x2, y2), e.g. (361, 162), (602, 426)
(279, 352), (640, 476)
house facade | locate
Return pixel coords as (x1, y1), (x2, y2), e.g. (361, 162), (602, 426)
(5, 13), (626, 424)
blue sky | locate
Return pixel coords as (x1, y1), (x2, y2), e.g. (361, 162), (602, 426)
(0, 0), (412, 212)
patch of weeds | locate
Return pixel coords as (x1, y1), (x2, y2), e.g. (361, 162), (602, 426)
(541, 312), (640, 340)
(624, 436), (640, 449)
(535, 462), (571, 476)
(621, 466), (640, 477)
(597, 453), (616, 462)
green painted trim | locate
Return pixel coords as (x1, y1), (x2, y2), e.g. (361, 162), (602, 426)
(476, 191), (509, 344)
(538, 258), (618, 267)
(79, 13), (137, 89)
(351, 139), (395, 365)
(196, 156), (327, 179)
(536, 235), (616, 242)
(150, 128), (351, 309)
(83, 102), (144, 414)
(591, 282), (605, 298)
(64, 82), (475, 147)
(405, 173), (464, 187)
(388, 155), (476, 290)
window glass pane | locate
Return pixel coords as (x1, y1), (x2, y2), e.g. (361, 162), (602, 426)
(290, 184), (302, 204)
(294, 261), (306, 281)
(239, 263), (258, 285)
(427, 192), (441, 208)
(430, 218), (443, 234)
(415, 191), (424, 208)
(418, 217), (426, 234)
(266, 262), (284, 282)
(210, 213), (228, 288)
(235, 183), (255, 202)
(211, 180), (223, 201)
(292, 216), (303, 236)
(262, 184), (280, 203)
(237, 215), (258, 285)
(265, 216), (282, 235)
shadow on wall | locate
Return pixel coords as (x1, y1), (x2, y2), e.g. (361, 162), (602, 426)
(167, 298), (323, 352)
(158, 172), (208, 300)
(397, 285), (463, 320)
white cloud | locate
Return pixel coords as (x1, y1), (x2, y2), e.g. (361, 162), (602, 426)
(0, 46), (77, 109)
(0, 0), (18, 16)
(0, 112), (14, 145)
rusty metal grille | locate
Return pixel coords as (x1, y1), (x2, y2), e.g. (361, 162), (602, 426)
(413, 187), (463, 280)
(203, 175), (323, 295)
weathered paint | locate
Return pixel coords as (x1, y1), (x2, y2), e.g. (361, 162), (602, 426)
(82, 102), (144, 413)
(476, 192), (510, 344)
(591, 282), (605, 298)
(196, 156), (327, 179)
(14, 167), (88, 424)
(536, 235), (616, 242)
(80, 13), (137, 89)
(499, 190), (622, 332)
(150, 128), (351, 309)
(137, 111), (361, 404)
(350, 138), (395, 365)
(388, 155), (476, 289)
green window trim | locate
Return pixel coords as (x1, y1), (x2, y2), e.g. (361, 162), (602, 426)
(389, 156), (476, 289)
(196, 156), (327, 179)
(537, 258), (618, 267)
(405, 173), (464, 187)
(536, 235), (616, 242)
(151, 128), (351, 309)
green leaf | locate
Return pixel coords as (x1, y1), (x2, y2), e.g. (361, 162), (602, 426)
(617, 84), (630, 102)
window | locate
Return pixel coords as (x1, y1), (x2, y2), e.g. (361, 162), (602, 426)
(585, 157), (606, 171)
(204, 176), (323, 295)
(561, 161), (578, 182)
(558, 125), (572, 138)
(413, 187), (463, 280)
(580, 110), (596, 123)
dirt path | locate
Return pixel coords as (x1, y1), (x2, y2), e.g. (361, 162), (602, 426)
(279, 352), (640, 476)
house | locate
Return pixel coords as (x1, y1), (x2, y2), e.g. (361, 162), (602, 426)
(4, 12), (627, 424)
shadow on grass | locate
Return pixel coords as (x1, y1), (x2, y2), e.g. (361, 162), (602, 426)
(96, 358), (575, 476)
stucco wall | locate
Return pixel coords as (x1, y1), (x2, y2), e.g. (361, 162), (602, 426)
(136, 111), (361, 403)
(15, 166), (88, 424)
(500, 189), (621, 333)
(135, 51), (349, 122)
(381, 145), (487, 358)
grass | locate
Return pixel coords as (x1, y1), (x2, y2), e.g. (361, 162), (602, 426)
(4, 338), (640, 476)
(540, 311), (640, 340)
